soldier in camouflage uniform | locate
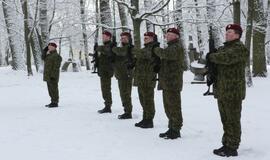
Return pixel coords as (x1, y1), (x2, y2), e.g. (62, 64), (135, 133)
(133, 32), (159, 128)
(112, 32), (134, 119)
(153, 28), (185, 139)
(42, 42), (62, 108)
(96, 31), (115, 114)
(208, 24), (248, 157)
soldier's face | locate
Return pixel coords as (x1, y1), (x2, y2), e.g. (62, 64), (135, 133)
(120, 36), (129, 44)
(102, 34), (111, 42)
(225, 29), (240, 42)
(166, 32), (179, 42)
(48, 45), (56, 51)
(144, 36), (154, 44)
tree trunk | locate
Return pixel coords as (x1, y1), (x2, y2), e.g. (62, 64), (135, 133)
(233, 0), (241, 24)
(21, 0), (33, 75)
(131, 0), (141, 47)
(266, 0), (270, 65)
(207, 0), (222, 48)
(2, 0), (25, 70)
(39, 0), (49, 48)
(80, 0), (90, 70)
(118, 0), (128, 32)
(174, 0), (189, 70)
(253, 0), (267, 77)
(100, 0), (113, 31)
(245, 0), (254, 87)
(144, 0), (154, 32)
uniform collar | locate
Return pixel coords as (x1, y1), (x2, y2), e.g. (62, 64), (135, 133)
(167, 39), (179, 45)
(223, 39), (240, 46)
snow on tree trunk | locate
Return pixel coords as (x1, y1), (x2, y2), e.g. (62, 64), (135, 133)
(207, 0), (222, 48)
(39, 0), (49, 48)
(174, 0), (189, 70)
(266, 0), (270, 65)
(253, 0), (267, 77)
(80, 0), (90, 70)
(100, 0), (113, 31)
(21, 0), (33, 75)
(118, 0), (128, 31)
(144, 0), (154, 32)
(245, 0), (254, 87)
(2, 0), (25, 70)
(130, 0), (142, 47)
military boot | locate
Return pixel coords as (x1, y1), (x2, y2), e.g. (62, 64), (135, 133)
(159, 129), (170, 138)
(165, 129), (181, 139)
(118, 113), (132, 119)
(98, 106), (111, 114)
(45, 103), (52, 107)
(213, 146), (238, 157)
(48, 103), (58, 108)
(135, 119), (146, 127)
(140, 119), (154, 129)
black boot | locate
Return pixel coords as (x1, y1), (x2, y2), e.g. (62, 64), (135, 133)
(140, 119), (154, 129)
(45, 103), (52, 107)
(159, 129), (170, 138)
(98, 106), (111, 114)
(48, 103), (58, 108)
(165, 129), (181, 139)
(118, 113), (132, 119)
(213, 146), (238, 157)
(135, 119), (145, 127)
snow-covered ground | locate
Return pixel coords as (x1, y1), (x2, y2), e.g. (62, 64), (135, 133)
(0, 66), (269, 160)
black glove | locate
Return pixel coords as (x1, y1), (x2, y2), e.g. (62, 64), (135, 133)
(41, 46), (49, 60)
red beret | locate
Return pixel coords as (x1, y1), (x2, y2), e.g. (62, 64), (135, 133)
(144, 32), (156, 37)
(120, 32), (131, 37)
(167, 28), (180, 35)
(226, 24), (243, 34)
(102, 31), (112, 37)
(48, 42), (57, 48)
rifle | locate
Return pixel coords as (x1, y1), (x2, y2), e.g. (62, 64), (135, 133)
(126, 34), (135, 78)
(204, 26), (217, 96)
(109, 35), (117, 63)
(151, 34), (161, 81)
(91, 43), (99, 74)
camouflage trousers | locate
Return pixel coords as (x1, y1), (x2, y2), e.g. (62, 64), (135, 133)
(118, 78), (133, 114)
(47, 80), (59, 103)
(218, 99), (242, 150)
(100, 77), (112, 107)
(138, 86), (155, 120)
(163, 90), (183, 131)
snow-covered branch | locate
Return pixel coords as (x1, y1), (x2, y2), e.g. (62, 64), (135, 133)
(139, 0), (170, 19)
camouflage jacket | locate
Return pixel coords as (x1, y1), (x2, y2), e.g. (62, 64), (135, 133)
(154, 39), (185, 91)
(96, 41), (114, 78)
(209, 39), (248, 100)
(43, 50), (62, 82)
(133, 42), (157, 88)
(112, 44), (134, 80)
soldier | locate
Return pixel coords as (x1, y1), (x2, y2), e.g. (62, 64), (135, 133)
(42, 42), (62, 108)
(112, 32), (134, 119)
(133, 32), (159, 128)
(208, 24), (248, 157)
(153, 28), (185, 139)
(96, 31), (115, 114)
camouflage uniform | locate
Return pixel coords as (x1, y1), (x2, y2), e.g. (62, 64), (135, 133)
(154, 39), (185, 132)
(133, 42), (157, 120)
(112, 44), (133, 114)
(209, 39), (248, 150)
(43, 50), (62, 104)
(96, 41), (114, 107)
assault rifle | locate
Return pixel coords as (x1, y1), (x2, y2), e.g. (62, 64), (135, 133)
(204, 26), (217, 96)
(91, 43), (99, 74)
(151, 34), (161, 81)
(126, 34), (135, 78)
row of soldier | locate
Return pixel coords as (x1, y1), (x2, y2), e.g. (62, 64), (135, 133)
(42, 24), (248, 157)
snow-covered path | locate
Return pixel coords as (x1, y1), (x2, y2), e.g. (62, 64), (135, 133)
(0, 67), (269, 160)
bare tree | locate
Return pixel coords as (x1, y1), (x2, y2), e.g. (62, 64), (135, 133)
(253, 0), (267, 77)
(2, 0), (25, 70)
(245, 0), (253, 87)
(80, 0), (90, 70)
(21, 0), (33, 75)
(39, 0), (49, 48)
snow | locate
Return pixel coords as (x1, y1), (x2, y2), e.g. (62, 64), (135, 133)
(0, 66), (270, 160)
